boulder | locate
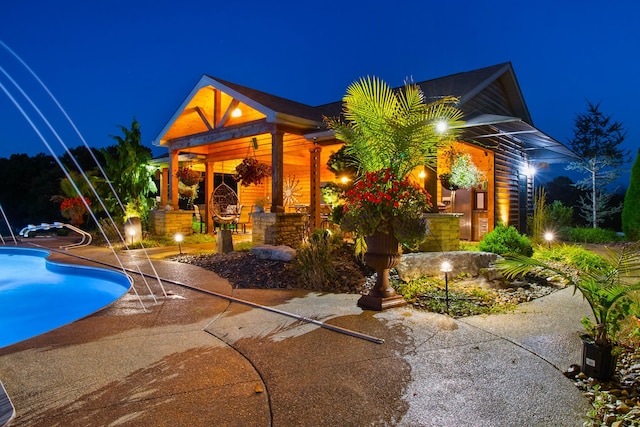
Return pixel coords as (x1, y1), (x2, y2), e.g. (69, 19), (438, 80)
(250, 244), (296, 262)
(396, 251), (499, 281)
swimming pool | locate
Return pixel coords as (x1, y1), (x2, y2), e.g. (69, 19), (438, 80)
(0, 247), (131, 348)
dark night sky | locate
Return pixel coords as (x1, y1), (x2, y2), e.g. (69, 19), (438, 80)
(1, 0), (637, 186)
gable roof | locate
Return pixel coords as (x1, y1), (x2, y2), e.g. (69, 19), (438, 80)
(153, 63), (576, 163)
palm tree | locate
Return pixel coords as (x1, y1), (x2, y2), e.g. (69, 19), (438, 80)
(324, 76), (463, 180)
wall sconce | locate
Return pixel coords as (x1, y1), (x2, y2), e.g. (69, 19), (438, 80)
(418, 168), (426, 179)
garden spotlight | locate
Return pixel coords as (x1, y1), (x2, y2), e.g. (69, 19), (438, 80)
(127, 226), (136, 246)
(544, 231), (554, 249)
(174, 233), (184, 254)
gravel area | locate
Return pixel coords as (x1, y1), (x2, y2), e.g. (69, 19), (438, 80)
(569, 346), (640, 426)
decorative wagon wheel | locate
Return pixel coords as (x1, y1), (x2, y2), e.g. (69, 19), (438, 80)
(283, 175), (302, 207)
(209, 182), (239, 224)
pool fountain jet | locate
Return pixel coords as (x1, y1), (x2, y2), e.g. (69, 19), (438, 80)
(0, 40), (168, 311)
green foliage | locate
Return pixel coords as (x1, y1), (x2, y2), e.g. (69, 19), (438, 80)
(568, 227), (624, 243)
(324, 76), (463, 179)
(547, 200), (573, 228)
(498, 242), (640, 345)
(533, 244), (609, 273)
(622, 149), (640, 241)
(0, 153), (65, 226)
(101, 118), (157, 223)
(479, 224), (533, 257)
(326, 146), (359, 180)
(392, 276), (515, 317)
(528, 187), (548, 244)
(291, 229), (341, 289)
(459, 241), (480, 251)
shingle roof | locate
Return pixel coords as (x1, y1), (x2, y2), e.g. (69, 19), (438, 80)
(206, 75), (324, 123)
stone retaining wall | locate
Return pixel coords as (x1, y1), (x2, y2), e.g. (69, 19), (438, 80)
(251, 212), (307, 248)
(397, 251), (499, 281)
(149, 210), (194, 235)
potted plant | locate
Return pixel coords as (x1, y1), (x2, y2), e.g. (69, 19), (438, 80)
(253, 198), (267, 213)
(325, 76), (463, 310)
(497, 243), (640, 380)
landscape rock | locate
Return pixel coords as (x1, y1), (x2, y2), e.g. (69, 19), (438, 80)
(250, 244), (296, 261)
(396, 251), (500, 281)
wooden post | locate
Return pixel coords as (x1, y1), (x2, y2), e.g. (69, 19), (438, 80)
(169, 150), (179, 210)
(309, 146), (322, 230)
(270, 130), (285, 213)
(160, 167), (169, 208)
(205, 161), (214, 233)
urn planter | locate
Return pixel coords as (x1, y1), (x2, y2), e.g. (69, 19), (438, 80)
(357, 231), (407, 311)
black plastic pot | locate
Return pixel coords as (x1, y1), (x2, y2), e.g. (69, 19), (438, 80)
(581, 335), (616, 380)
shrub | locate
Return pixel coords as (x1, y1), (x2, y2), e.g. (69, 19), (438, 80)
(568, 227), (623, 244)
(479, 224), (533, 256)
(622, 149), (640, 241)
(548, 201), (574, 228)
(291, 229), (339, 289)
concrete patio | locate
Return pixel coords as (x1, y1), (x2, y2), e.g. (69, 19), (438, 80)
(0, 241), (592, 426)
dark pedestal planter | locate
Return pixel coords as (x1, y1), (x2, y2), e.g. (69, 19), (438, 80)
(581, 335), (616, 380)
(357, 231), (407, 311)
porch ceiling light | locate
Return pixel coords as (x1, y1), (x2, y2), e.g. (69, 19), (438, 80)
(231, 107), (242, 118)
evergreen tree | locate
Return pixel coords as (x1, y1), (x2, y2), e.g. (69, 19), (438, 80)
(622, 149), (640, 240)
(566, 101), (629, 228)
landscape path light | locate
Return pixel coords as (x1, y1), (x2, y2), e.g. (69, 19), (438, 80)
(544, 231), (554, 249)
(440, 260), (453, 314)
(174, 233), (184, 254)
(127, 226), (136, 246)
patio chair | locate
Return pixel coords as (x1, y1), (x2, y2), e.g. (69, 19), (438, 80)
(236, 205), (252, 233)
(0, 381), (15, 427)
(209, 183), (239, 232)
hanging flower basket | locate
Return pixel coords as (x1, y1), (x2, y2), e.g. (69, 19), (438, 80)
(177, 167), (203, 186)
(233, 158), (272, 187)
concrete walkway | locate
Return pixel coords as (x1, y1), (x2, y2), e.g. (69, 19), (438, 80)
(0, 242), (592, 426)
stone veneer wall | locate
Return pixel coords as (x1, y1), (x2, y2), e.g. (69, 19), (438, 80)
(419, 213), (462, 252)
(251, 212), (307, 248)
(149, 210), (194, 235)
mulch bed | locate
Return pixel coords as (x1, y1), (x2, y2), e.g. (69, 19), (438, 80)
(169, 251), (370, 294)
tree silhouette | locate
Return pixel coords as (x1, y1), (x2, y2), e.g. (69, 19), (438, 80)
(566, 101), (629, 228)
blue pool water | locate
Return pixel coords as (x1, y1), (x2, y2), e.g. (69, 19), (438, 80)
(0, 247), (131, 348)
